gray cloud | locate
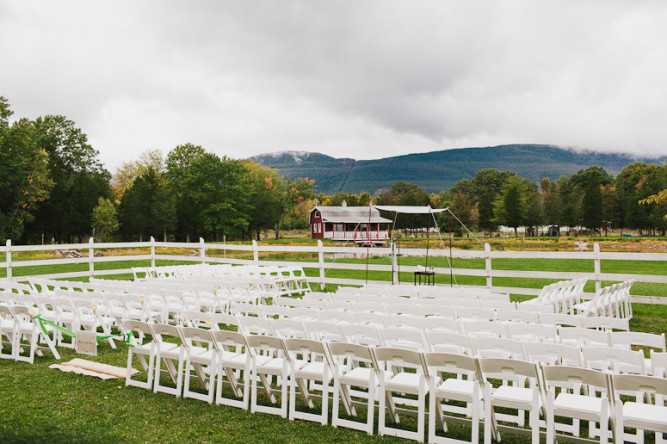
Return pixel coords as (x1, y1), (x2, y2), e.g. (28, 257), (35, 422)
(1, 0), (666, 172)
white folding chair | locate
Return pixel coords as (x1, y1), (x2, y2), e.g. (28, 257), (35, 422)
(181, 327), (217, 403)
(284, 338), (333, 425)
(211, 330), (252, 410)
(10, 305), (60, 363)
(543, 365), (611, 444)
(496, 309), (539, 324)
(480, 358), (543, 444)
(123, 320), (166, 391)
(329, 342), (379, 435)
(375, 347), (429, 442)
(612, 373), (667, 444)
(152, 323), (187, 397)
(247, 335), (290, 418)
(425, 352), (483, 444)
(0, 304), (16, 360)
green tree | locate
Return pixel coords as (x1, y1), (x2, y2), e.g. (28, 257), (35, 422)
(27, 115), (111, 242)
(243, 160), (284, 240)
(540, 177), (561, 226)
(0, 115), (53, 241)
(493, 176), (534, 237)
(166, 143), (207, 241)
(472, 169), (516, 232)
(91, 197), (119, 241)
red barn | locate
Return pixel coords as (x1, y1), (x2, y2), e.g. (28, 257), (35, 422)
(309, 203), (392, 244)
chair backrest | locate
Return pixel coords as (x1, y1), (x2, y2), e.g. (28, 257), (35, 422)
(304, 321), (346, 342)
(424, 351), (478, 376)
(479, 357), (539, 381)
(651, 350), (667, 377)
(558, 326), (610, 346)
(427, 331), (475, 355)
(610, 331), (666, 352)
(380, 327), (427, 351)
(583, 346), (645, 374)
(421, 317), (462, 334)
(271, 318), (309, 339)
(543, 365), (609, 393)
(180, 326), (215, 346)
(283, 338), (328, 358)
(151, 323), (183, 341)
(611, 373), (667, 400)
(328, 341), (376, 366)
(342, 324), (384, 347)
(524, 341), (582, 367)
(211, 329), (249, 353)
(245, 334), (287, 355)
(374, 347), (427, 376)
(473, 337), (526, 360)
(122, 319), (155, 340)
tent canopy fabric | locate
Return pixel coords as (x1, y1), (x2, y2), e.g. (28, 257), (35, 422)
(374, 205), (449, 214)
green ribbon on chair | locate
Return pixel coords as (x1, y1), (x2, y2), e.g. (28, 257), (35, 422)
(33, 314), (77, 338)
(32, 314), (135, 347)
(96, 331), (135, 346)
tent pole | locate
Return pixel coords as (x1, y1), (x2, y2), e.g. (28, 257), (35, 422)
(448, 211), (453, 287)
(425, 206), (431, 268)
(365, 204), (371, 284)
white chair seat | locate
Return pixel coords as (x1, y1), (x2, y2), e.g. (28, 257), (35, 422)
(296, 361), (326, 379)
(554, 393), (604, 418)
(436, 378), (476, 399)
(258, 357), (287, 374)
(341, 367), (374, 385)
(492, 385), (535, 405)
(385, 372), (421, 392)
(623, 402), (667, 427)
(224, 353), (250, 367)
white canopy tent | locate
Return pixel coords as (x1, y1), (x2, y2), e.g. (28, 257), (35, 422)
(370, 204), (482, 286)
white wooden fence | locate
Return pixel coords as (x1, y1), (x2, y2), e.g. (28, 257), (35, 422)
(2, 238), (666, 305)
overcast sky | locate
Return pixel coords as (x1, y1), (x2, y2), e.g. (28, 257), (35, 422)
(2, 0), (666, 172)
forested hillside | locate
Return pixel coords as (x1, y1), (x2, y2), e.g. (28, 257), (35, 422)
(252, 145), (664, 194)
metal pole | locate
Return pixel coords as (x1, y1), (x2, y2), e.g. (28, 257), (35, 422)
(425, 207), (430, 268)
(448, 211), (453, 287)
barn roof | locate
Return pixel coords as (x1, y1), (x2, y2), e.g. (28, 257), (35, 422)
(311, 206), (392, 224)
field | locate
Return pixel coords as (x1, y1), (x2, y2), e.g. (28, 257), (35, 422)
(1, 237), (666, 443)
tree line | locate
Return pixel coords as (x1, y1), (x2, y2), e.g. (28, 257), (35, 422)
(1, 95), (665, 244)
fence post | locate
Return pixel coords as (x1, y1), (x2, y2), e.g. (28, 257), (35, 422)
(5, 239), (12, 281)
(199, 238), (206, 263)
(252, 240), (259, 265)
(150, 236), (156, 268)
(317, 240), (325, 290)
(88, 237), (95, 281)
(484, 243), (492, 289)
(594, 242), (601, 294)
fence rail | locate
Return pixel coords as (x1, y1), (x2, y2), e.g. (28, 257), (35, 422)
(2, 238), (666, 304)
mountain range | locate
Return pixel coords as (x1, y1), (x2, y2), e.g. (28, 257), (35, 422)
(250, 145), (665, 194)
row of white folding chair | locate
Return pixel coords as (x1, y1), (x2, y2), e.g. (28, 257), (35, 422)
(232, 314), (665, 376)
(232, 304), (658, 354)
(0, 303), (61, 363)
(521, 278), (587, 315)
(2, 290), (120, 350)
(575, 279), (634, 319)
(120, 321), (667, 444)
